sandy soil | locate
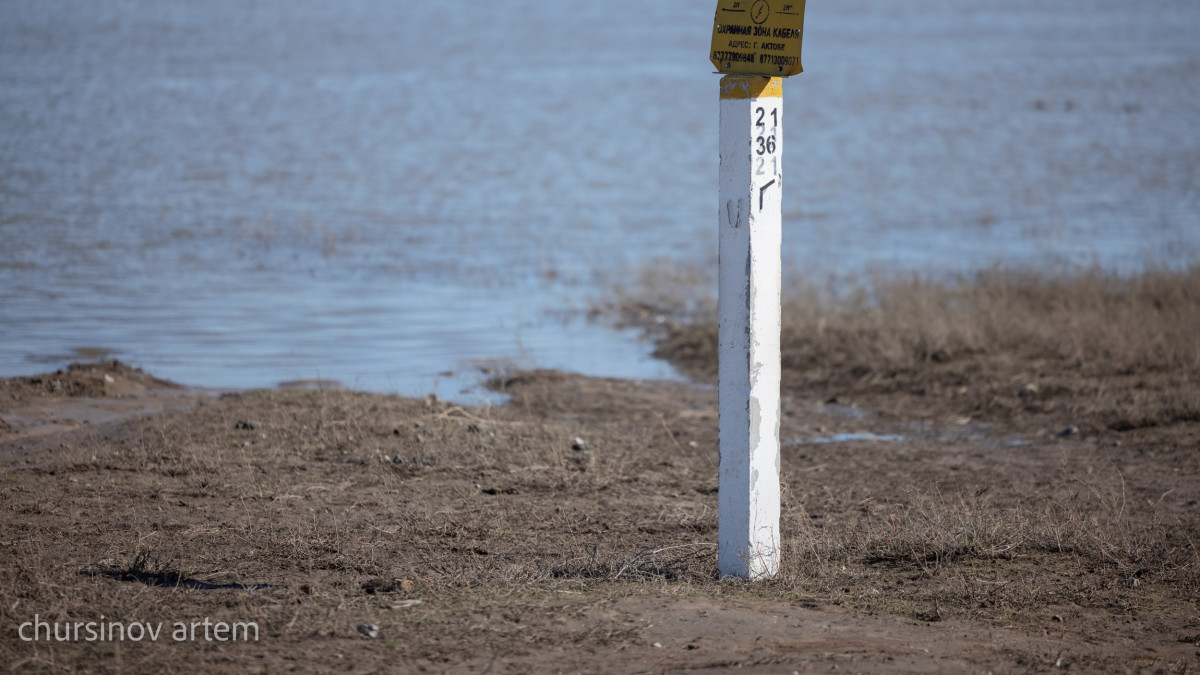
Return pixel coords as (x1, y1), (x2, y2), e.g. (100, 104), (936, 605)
(1, 355), (1197, 673)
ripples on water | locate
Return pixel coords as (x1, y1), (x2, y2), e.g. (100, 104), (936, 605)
(2, 0), (1197, 396)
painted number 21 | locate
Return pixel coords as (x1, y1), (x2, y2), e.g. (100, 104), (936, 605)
(755, 107), (778, 155)
(754, 106), (779, 209)
(755, 106), (778, 178)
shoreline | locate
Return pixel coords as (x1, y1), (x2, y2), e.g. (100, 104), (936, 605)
(3, 267), (1199, 670)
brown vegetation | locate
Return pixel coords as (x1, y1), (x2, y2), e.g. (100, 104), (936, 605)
(633, 264), (1200, 432)
(2, 266), (1199, 671)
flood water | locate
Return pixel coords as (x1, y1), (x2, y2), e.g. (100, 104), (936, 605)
(2, 1), (1198, 397)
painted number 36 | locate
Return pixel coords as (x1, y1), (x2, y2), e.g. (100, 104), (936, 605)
(755, 106), (778, 155)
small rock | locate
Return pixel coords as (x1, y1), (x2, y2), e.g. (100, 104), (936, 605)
(357, 623), (380, 638)
(687, 440), (698, 448)
(1057, 426), (1080, 438)
(571, 437), (588, 452)
(652, 642), (662, 649)
(103, 374), (116, 384)
(1052, 615), (1063, 623)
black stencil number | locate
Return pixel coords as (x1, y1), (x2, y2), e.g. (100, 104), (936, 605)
(754, 106), (777, 156)
(755, 107), (778, 128)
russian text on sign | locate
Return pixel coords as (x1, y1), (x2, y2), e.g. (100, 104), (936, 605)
(710, 0), (806, 77)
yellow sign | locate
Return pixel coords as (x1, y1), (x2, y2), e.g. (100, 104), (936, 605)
(710, 0), (806, 77)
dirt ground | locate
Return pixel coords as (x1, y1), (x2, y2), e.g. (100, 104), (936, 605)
(2, 268), (1199, 673)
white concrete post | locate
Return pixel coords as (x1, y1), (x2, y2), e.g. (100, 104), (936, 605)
(717, 75), (782, 580)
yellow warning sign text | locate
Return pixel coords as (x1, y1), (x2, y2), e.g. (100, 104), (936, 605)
(710, 0), (806, 77)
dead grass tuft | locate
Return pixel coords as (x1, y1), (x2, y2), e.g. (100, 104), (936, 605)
(637, 265), (1200, 430)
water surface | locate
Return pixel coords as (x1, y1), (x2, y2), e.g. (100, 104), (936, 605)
(2, 1), (1197, 396)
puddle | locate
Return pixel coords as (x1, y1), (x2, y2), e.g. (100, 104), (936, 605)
(793, 432), (908, 445)
(0, 387), (220, 446)
(818, 403), (871, 420)
(276, 379), (348, 392)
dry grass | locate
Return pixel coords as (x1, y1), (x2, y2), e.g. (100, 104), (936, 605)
(775, 265), (1200, 380)
(2, 376), (1197, 670)
(635, 264), (1200, 431)
(3, 265), (1200, 670)
(594, 262), (1200, 613)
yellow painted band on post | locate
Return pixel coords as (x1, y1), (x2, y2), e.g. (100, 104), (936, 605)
(719, 76), (783, 100)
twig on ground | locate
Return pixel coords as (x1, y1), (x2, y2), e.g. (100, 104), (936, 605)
(613, 543), (717, 580)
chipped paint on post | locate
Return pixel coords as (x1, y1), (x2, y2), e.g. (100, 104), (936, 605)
(718, 75), (782, 579)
